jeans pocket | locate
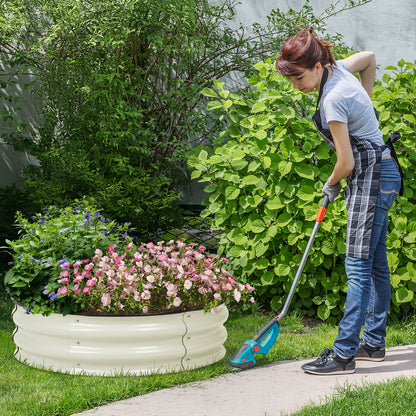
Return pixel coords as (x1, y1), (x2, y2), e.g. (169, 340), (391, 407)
(379, 183), (400, 211)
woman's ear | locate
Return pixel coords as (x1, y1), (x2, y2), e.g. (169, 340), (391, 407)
(314, 62), (323, 72)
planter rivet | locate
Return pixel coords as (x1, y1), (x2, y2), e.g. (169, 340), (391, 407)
(76, 341), (80, 345)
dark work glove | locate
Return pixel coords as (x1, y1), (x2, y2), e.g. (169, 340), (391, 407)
(322, 179), (342, 204)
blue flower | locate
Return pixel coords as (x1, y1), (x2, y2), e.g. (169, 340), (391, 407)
(30, 256), (41, 263)
(25, 306), (33, 314)
(49, 292), (57, 301)
(40, 237), (45, 243)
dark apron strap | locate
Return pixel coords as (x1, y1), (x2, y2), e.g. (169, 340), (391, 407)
(382, 131), (404, 196)
(315, 67), (329, 111)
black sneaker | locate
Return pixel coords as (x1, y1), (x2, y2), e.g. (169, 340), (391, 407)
(355, 339), (385, 361)
(301, 348), (356, 375)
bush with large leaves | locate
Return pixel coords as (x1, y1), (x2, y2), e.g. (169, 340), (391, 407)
(188, 58), (415, 322)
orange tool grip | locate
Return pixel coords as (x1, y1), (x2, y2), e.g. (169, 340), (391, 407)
(316, 207), (327, 223)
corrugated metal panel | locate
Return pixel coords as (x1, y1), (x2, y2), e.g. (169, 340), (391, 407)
(12, 304), (228, 376)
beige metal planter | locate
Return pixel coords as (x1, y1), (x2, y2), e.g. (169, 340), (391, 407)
(12, 304), (228, 376)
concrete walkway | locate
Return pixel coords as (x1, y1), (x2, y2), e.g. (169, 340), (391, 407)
(73, 344), (416, 416)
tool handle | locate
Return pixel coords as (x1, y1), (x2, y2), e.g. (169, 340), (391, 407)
(316, 195), (329, 223)
(277, 196), (328, 321)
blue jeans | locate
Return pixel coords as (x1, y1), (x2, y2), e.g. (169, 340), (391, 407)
(333, 157), (401, 359)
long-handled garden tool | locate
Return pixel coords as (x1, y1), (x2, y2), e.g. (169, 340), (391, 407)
(228, 195), (330, 370)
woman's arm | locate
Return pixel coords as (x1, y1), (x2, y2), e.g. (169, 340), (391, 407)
(327, 120), (355, 185)
(343, 51), (376, 97)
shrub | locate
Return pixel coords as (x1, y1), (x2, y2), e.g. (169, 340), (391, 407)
(0, 0), (372, 238)
(188, 58), (416, 321)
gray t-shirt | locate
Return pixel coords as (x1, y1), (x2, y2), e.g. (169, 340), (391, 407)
(320, 60), (388, 156)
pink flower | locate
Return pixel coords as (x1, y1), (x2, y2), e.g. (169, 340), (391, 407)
(147, 275), (155, 283)
(83, 286), (91, 294)
(184, 280), (192, 290)
(86, 278), (97, 287)
(94, 248), (103, 257)
(142, 306), (149, 313)
(158, 253), (169, 262)
(233, 289), (241, 302)
(57, 287), (69, 295)
(211, 307), (218, 315)
(58, 277), (71, 284)
(146, 242), (155, 249)
(173, 297), (182, 307)
(141, 290), (151, 300)
(101, 293), (111, 306)
(73, 284), (82, 294)
(246, 283), (255, 292)
(125, 242), (133, 250)
(214, 293), (221, 300)
(84, 263), (94, 271)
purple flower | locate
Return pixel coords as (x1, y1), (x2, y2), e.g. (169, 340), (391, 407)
(25, 306), (33, 314)
(30, 256), (41, 263)
(49, 292), (57, 301)
(40, 237), (46, 243)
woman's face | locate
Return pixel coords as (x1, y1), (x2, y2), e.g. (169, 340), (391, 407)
(288, 63), (322, 94)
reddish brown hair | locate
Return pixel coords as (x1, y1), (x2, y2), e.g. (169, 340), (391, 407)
(276, 29), (336, 76)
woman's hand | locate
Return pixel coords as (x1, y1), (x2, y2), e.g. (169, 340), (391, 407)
(343, 51), (376, 97)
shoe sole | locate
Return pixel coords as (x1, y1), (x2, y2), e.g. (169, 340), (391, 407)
(302, 368), (356, 375)
(355, 356), (385, 362)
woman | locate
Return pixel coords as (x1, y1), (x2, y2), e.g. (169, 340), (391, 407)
(275, 29), (403, 375)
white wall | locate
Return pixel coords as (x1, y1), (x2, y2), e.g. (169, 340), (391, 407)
(0, 57), (40, 188)
(234, 0), (416, 74)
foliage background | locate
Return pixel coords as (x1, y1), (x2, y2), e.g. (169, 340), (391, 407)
(0, 0), (370, 238)
(188, 59), (416, 322)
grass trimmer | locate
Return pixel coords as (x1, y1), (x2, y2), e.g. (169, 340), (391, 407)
(228, 195), (330, 370)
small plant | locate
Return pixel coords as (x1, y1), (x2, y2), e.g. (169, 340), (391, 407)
(47, 239), (255, 315)
(4, 198), (132, 315)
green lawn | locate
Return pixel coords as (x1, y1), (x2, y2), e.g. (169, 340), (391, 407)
(0, 293), (415, 416)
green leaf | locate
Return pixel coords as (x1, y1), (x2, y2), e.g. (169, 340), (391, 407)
(248, 216), (265, 233)
(256, 258), (270, 269)
(201, 87), (218, 98)
(317, 304), (330, 320)
(294, 163), (315, 179)
(277, 160), (292, 177)
(266, 196), (284, 210)
(395, 287), (414, 303)
(213, 79), (225, 91)
(242, 175), (260, 186)
(274, 263), (290, 276)
(312, 296), (323, 305)
(277, 212), (291, 227)
(315, 143), (330, 159)
(262, 156), (272, 169)
(297, 186), (316, 201)
(252, 101), (266, 113)
(248, 160), (262, 172)
(261, 270), (275, 285)
(191, 170), (202, 180)
(207, 101), (223, 110)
